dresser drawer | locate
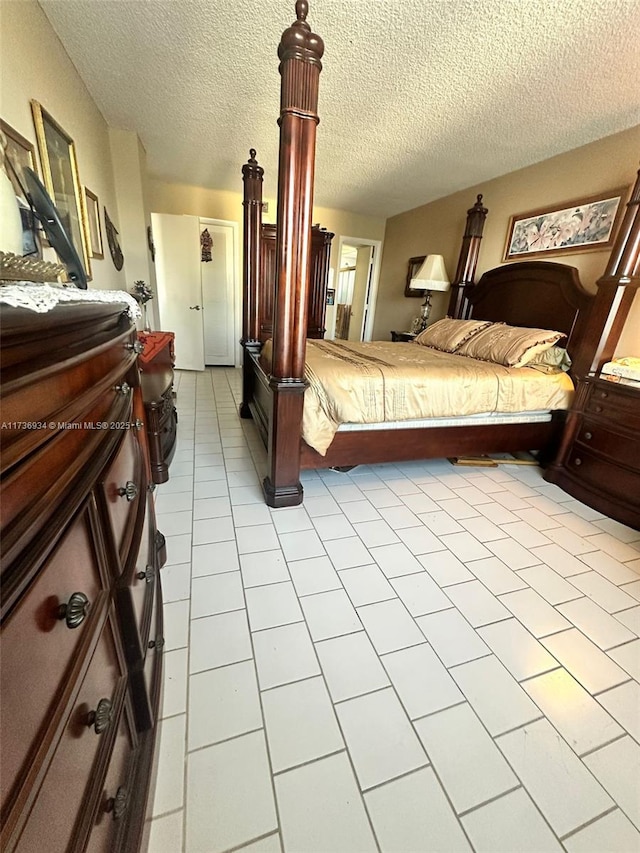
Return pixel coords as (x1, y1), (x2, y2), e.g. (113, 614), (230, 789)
(13, 614), (125, 853)
(85, 703), (137, 853)
(585, 380), (640, 431)
(1, 338), (137, 473)
(0, 505), (108, 815)
(567, 445), (640, 507)
(117, 493), (157, 668)
(99, 428), (144, 565)
(577, 419), (640, 473)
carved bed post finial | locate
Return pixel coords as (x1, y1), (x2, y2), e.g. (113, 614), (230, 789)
(448, 193), (489, 319)
(264, 1), (324, 507)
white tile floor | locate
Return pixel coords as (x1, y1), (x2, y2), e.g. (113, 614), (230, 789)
(146, 368), (640, 853)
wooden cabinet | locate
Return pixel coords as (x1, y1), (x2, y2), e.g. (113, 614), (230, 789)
(547, 376), (640, 529)
(138, 331), (177, 485)
(139, 368), (177, 485)
(0, 302), (165, 852)
(258, 223), (334, 341)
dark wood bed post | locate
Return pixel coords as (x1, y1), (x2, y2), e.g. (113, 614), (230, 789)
(571, 168), (640, 378)
(448, 194), (489, 318)
(263, 0), (324, 507)
(240, 148), (264, 418)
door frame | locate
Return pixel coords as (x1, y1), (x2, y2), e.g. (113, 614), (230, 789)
(335, 235), (382, 341)
(199, 216), (241, 368)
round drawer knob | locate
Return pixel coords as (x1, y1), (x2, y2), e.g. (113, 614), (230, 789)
(58, 591), (90, 629)
(584, 431), (592, 440)
(105, 786), (128, 821)
(594, 405), (603, 413)
(599, 391), (608, 399)
(574, 457), (582, 466)
(137, 566), (155, 583)
(117, 481), (138, 501)
(87, 697), (113, 734)
(148, 636), (165, 650)
(115, 382), (131, 396)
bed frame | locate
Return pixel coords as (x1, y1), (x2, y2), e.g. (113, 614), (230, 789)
(239, 1), (595, 507)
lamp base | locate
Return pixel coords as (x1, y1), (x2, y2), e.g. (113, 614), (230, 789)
(411, 291), (433, 334)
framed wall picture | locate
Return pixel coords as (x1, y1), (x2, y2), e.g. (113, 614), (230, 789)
(31, 100), (92, 279)
(84, 187), (103, 259)
(503, 189), (627, 261)
(1, 118), (43, 257)
(1, 118), (37, 200)
(405, 255), (426, 297)
(326, 288), (335, 306)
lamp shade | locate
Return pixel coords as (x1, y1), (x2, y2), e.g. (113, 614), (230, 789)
(409, 254), (450, 291)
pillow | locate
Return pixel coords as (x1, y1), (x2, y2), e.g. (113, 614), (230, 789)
(525, 345), (572, 374)
(414, 318), (493, 352)
(455, 322), (565, 368)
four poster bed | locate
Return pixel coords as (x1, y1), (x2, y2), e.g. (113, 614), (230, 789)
(239, 1), (600, 508)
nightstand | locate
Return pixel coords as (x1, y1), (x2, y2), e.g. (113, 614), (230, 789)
(390, 331), (417, 342)
(546, 374), (640, 529)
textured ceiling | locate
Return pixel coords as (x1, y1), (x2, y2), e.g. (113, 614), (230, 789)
(39, 0), (640, 218)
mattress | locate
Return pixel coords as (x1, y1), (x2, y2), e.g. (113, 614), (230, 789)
(261, 339), (574, 455)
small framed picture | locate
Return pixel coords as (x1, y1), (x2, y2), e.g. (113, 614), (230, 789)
(405, 256), (426, 297)
(84, 187), (104, 259)
(326, 288), (335, 306)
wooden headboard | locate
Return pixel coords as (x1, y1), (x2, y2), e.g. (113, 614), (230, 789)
(468, 260), (593, 361)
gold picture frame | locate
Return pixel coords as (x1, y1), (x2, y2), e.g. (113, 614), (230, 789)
(31, 100), (92, 279)
(84, 187), (104, 259)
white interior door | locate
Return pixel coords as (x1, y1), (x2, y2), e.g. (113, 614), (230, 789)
(151, 212), (204, 371)
(348, 246), (373, 342)
(200, 219), (236, 365)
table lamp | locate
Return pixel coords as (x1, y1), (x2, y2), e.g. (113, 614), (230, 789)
(409, 255), (450, 333)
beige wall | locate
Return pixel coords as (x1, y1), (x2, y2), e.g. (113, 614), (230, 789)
(0, 0), (124, 290)
(374, 126), (640, 351)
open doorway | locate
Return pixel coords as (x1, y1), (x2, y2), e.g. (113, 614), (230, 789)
(333, 236), (382, 341)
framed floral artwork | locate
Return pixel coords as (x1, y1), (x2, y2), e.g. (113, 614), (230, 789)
(503, 189), (627, 261)
(31, 100), (92, 279)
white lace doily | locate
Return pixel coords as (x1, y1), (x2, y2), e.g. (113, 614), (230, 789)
(0, 283), (141, 319)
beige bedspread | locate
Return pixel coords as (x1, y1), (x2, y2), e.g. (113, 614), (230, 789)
(261, 339), (574, 455)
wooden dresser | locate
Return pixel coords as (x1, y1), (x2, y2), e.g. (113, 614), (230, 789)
(0, 301), (165, 852)
(547, 375), (640, 529)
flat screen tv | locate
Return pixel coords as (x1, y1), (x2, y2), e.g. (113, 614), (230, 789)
(24, 166), (87, 288)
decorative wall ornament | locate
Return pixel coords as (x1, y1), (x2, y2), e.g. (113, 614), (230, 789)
(104, 206), (124, 270)
(200, 227), (212, 262)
